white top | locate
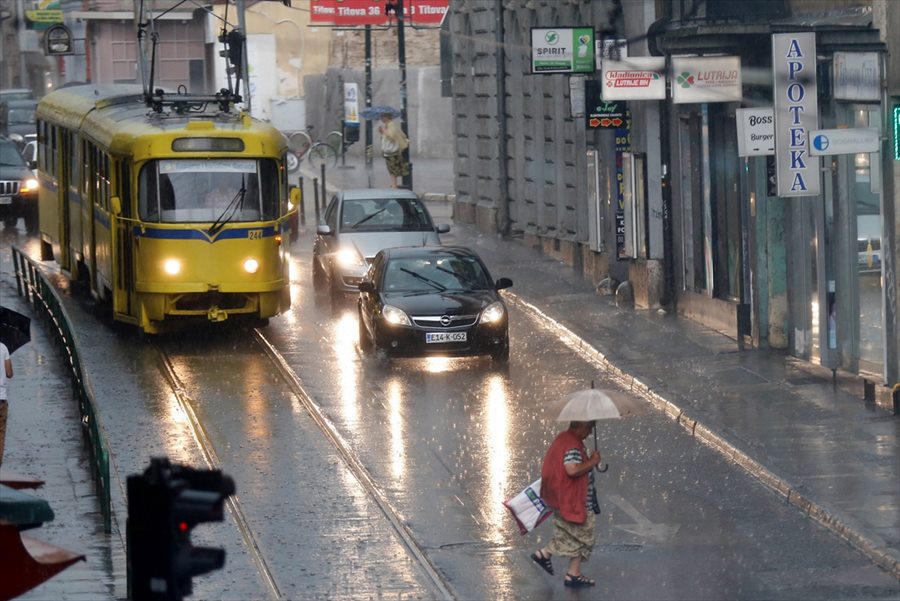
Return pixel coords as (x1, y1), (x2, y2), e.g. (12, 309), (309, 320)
(0, 342), (9, 400)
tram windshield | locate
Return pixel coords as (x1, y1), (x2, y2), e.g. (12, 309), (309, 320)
(138, 158), (279, 223)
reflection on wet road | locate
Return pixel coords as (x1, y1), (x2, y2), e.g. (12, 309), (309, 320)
(5, 219), (897, 600)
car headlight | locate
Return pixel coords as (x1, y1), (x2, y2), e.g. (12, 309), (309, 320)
(480, 301), (505, 324)
(336, 247), (364, 268)
(382, 304), (411, 326)
(243, 258), (259, 274)
(163, 258), (181, 276)
(20, 178), (38, 193)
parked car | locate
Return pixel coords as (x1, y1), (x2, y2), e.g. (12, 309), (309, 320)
(313, 188), (450, 302)
(357, 246), (512, 362)
(0, 99), (37, 139)
(0, 88), (34, 103)
(0, 136), (39, 231)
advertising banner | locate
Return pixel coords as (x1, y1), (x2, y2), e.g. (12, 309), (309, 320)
(531, 28), (595, 74)
(601, 56), (665, 101)
(808, 128), (880, 156)
(671, 56), (742, 104)
(585, 80), (625, 130)
(332, 0), (387, 26)
(408, 0), (450, 25)
(833, 52), (880, 101)
(310, 0), (336, 24)
(344, 82), (360, 124)
(735, 108), (774, 157)
(772, 32), (820, 197)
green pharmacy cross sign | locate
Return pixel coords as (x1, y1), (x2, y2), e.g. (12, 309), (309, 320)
(894, 104), (899, 161)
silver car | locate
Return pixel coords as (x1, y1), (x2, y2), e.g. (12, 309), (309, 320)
(313, 189), (450, 301)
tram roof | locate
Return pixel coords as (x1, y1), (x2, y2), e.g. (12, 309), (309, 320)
(36, 84), (286, 158)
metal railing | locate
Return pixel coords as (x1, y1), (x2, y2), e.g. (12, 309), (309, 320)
(10, 246), (111, 533)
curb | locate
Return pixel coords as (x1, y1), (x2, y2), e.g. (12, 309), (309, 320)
(506, 292), (900, 581)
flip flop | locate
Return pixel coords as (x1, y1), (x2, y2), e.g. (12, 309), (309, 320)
(531, 550), (554, 575)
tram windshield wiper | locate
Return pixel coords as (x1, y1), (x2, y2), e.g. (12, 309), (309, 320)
(208, 178), (246, 236)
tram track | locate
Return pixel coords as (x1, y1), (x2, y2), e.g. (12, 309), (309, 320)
(151, 332), (457, 601)
(153, 341), (283, 601)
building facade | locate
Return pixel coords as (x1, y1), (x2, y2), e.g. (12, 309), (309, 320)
(447, 0), (900, 385)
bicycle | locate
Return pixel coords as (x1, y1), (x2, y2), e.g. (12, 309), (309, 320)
(286, 125), (346, 171)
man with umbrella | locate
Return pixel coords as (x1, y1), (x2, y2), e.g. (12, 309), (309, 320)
(531, 389), (618, 588)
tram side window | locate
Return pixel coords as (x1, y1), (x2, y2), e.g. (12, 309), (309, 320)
(260, 160), (278, 220)
(139, 164), (161, 222)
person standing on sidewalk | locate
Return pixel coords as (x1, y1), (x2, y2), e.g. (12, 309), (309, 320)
(531, 420), (602, 588)
(0, 341), (13, 467)
(378, 113), (409, 189)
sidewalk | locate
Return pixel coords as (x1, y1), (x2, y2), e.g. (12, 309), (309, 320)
(306, 154), (900, 580)
(0, 250), (124, 600)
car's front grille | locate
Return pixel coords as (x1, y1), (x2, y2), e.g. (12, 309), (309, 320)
(0, 181), (20, 196)
(412, 314), (478, 328)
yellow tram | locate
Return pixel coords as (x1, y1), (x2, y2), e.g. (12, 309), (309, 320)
(35, 84), (297, 333)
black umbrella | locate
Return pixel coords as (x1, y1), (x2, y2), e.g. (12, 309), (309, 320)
(0, 306), (31, 354)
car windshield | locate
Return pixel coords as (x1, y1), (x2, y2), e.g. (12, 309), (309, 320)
(0, 141), (26, 167)
(383, 255), (493, 293)
(340, 197), (433, 232)
(8, 108), (35, 125)
(138, 158), (279, 223)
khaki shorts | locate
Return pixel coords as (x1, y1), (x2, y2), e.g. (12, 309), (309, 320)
(547, 511), (596, 561)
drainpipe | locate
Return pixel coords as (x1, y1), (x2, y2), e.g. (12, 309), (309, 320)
(495, 0), (509, 236)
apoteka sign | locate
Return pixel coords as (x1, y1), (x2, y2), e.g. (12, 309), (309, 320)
(772, 33), (820, 197)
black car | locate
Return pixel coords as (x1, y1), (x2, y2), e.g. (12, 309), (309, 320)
(0, 136), (39, 231)
(357, 246), (512, 362)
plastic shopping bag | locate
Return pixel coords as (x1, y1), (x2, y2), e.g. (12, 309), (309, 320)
(503, 478), (551, 535)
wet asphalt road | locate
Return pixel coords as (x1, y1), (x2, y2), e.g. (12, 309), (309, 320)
(4, 217), (899, 600)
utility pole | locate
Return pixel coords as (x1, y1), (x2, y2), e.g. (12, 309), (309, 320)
(365, 24), (373, 187)
(235, 0), (251, 114)
(395, 0), (412, 189)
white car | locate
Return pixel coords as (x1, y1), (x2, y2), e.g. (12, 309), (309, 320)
(313, 188), (450, 303)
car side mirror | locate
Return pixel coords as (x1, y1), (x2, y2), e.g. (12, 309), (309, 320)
(317, 224), (332, 236)
(495, 277), (513, 290)
(289, 187), (300, 210)
(436, 223), (450, 234)
(358, 281), (376, 293)
(110, 196), (122, 216)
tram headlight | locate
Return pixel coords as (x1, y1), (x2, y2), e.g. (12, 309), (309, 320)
(243, 258), (259, 274)
(163, 258), (182, 276)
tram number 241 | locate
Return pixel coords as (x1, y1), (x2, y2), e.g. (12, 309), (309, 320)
(248, 229), (263, 240)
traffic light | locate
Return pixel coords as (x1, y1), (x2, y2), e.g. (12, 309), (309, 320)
(127, 457), (235, 601)
(218, 29), (244, 74)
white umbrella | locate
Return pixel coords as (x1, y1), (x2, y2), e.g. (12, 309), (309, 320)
(555, 388), (622, 422)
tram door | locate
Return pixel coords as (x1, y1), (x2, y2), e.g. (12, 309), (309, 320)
(111, 162), (137, 320)
(57, 130), (74, 272)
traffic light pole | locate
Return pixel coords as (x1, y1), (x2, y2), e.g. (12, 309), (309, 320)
(365, 24), (374, 188)
(396, 0), (413, 189)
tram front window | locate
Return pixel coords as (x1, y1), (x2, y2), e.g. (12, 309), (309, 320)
(139, 158), (278, 223)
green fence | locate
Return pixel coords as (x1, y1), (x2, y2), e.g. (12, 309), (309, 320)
(10, 246), (111, 534)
